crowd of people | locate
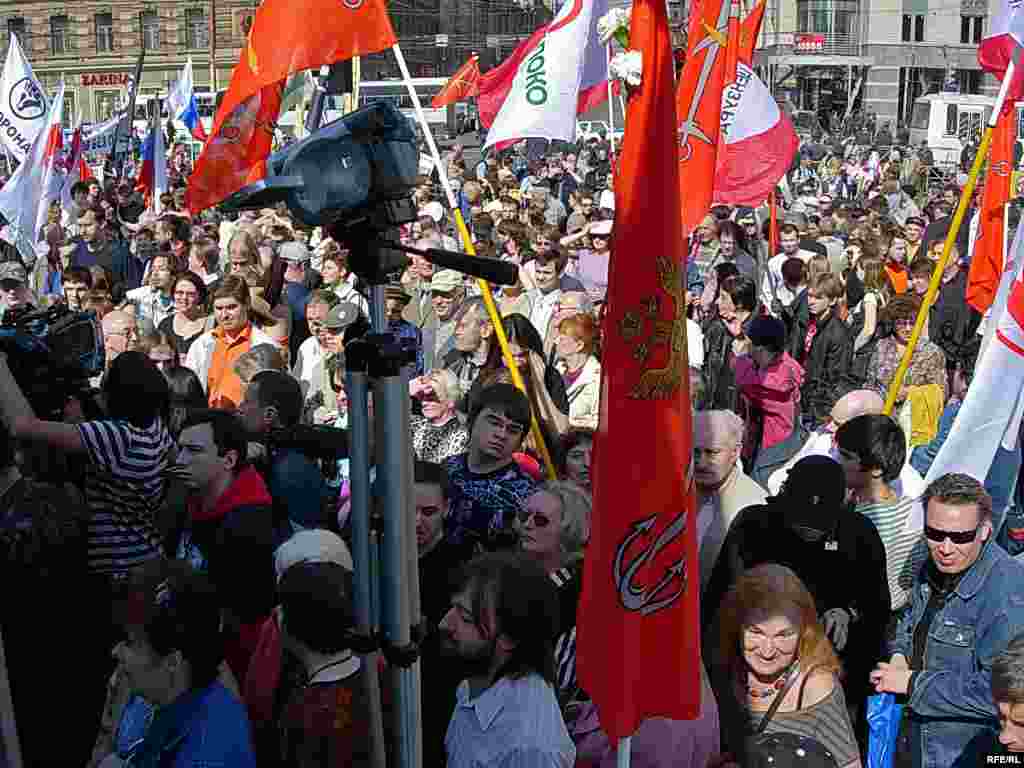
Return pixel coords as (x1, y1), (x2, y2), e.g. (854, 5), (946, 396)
(1, 129), (1024, 768)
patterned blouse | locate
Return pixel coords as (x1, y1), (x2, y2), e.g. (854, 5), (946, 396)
(411, 414), (470, 464)
(866, 336), (947, 404)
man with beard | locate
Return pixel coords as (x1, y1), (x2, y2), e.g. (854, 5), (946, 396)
(441, 552), (574, 767)
(71, 207), (142, 288)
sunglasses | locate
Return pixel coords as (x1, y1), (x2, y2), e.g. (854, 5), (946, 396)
(517, 509), (551, 528)
(924, 525), (980, 544)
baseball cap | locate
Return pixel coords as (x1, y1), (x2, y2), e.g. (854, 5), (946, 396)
(590, 219), (613, 237)
(430, 269), (463, 293)
(905, 216), (926, 228)
(279, 241), (311, 263)
(324, 301), (360, 331)
(384, 283), (411, 305)
(274, 529), (353, 583)
(0, 262), (27, 284)
(735, 206), (757, 224)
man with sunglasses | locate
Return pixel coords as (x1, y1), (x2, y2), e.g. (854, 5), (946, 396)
(872, 473), (1024, 768)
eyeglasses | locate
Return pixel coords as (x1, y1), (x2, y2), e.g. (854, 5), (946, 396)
(924, 525), (980, 544)
(742, 628), (799, 651)
(174, 290), (199, 298)
(517, 509), (552, 527)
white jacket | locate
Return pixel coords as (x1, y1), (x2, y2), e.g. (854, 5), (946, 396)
(185, 323), (278, 393)
(564, 355), (601, 430)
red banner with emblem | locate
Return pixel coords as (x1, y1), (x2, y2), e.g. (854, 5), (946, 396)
(576, 0), (701, 741)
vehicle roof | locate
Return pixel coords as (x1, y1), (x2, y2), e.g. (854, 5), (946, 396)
(914, 93), (993, 106)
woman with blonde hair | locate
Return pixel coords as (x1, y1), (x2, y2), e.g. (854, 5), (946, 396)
(408, 368), (469, 463)
(709, 563), (860, 767)
(515, 480), (592, 708)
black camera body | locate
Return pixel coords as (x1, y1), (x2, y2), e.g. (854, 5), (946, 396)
(0, 304), (105, 418)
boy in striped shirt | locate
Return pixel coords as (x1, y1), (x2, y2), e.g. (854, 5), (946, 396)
(837, 414), (928, 613)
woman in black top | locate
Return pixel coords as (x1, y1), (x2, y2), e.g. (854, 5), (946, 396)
(158, 271), (209, 356)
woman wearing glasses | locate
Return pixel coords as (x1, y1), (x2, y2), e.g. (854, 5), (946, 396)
(708, 564), (861, 768)
(158, 272), (209, 357)
(514, 481), (591, 710)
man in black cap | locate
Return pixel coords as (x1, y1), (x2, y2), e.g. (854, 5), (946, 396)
(702, 455), (890, 739)
(0, 262), (35, 322)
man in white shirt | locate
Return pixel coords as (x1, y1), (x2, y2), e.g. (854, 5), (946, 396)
(761, 223), (815, 316)
(442, 552), (576, 768)
(292, 290), (336, 403)
(527, 249), (568, 343)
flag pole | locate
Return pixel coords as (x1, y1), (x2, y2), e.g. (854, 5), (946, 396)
(883, 59), (1015, 415)
(391, 42), (558, 479)
(607, 44), (617, 167)
(617, 736), (632, 768)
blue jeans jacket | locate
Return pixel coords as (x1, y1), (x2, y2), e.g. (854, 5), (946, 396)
(889, 541), (1024, 768)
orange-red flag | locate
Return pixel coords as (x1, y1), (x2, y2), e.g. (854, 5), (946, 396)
(186, 0), (397, 214)
(675, 0), (728, 237)
(967, 105), (1014, 314)
(432, 55), (481, 108)
(576, 0), (700, 741)
(739, 0), (766, 63)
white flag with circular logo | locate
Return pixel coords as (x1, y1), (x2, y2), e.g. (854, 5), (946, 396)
(0, 33), (49, 162)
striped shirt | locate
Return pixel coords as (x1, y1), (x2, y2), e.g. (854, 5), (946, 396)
(858, 494), (928, 611)
(758, 680), (859, 767)
(78, 418), (173, 576)
(446, 674), (575, 768)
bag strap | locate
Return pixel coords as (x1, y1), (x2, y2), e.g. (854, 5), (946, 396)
(797, 663), (830, 709)
(754, 664), (803, 735)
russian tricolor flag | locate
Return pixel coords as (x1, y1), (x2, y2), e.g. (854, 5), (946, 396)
(168, 58), (208, 141)
(136, 114), (167, 214)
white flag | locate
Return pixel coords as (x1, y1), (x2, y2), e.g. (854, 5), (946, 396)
(925, 221), (1024, 486)
(0, 81), (65, 263)
(0, 33), (49, 162)
(484, 0), (596, 149)
(166, 58), (195, 120)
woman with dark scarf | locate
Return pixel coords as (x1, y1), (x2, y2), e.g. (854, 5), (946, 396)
(702, 274), (755, 411)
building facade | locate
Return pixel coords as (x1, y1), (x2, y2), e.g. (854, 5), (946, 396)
(756, 0), (999, 127)
(0, 0), (548, 125)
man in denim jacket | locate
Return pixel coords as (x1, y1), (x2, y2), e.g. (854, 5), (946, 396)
(871, 473), (1024, 768)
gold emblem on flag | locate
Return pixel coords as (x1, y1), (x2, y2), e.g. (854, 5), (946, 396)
(246, 26), (259, 74)
(618, 255), (688, 400)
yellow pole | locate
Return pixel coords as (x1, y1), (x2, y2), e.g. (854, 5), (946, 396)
(883, 61), (1015, 415)
(390, 43), (557, 479)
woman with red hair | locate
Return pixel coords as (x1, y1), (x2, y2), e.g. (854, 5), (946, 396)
(554, 312), (601, 430)
(708, 563), (860, 767)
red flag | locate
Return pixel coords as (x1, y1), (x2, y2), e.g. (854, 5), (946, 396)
(576, 0), (700, 741)
(432, 55), (481, 108)
(967, 104), (1015, 313)
(739, 0), (766, 63)
(187, 0), (397, 213)
(675, 0), (728, 236)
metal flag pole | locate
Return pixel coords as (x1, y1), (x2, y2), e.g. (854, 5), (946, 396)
(391, 41), (557, 478)
(607, 43), (617, 167)
(883, 59), (1016, 414)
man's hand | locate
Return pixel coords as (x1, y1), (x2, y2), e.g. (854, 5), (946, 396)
(822, 608), (851, 651)
(870, 662), (913, 694)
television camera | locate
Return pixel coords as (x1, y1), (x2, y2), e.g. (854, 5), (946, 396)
(0, 304), (105, 419)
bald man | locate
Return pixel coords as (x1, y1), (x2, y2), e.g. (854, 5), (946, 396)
(102, 310), (138, 368)
(694, 410), (767, 593)
(767, 389), (925, 506)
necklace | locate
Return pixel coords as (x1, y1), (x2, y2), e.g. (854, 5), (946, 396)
(746, 661), (800, 700)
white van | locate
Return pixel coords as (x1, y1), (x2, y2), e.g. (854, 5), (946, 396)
(908, 92), (1024, 166)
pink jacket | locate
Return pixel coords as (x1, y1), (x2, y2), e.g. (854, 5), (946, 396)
(733, 352), (805, 452)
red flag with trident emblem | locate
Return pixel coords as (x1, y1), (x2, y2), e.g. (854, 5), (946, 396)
(576, 0), (701, 741)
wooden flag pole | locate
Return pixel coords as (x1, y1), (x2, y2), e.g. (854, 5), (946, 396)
(884, 60), (1015, 414)
(392, 42), (557, 479)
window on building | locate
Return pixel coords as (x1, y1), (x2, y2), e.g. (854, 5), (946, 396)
(945, 104), (958, 136)
(62, 91), (75, 128)
(50, 15), (69, 54)
(96, 90), (120, 120)
(973, 15), (984, 43)
(961, 15), (971, 43)
(141, 10), (160, 50)
(186, 8), (208, 49)
(7, 17), (25, 41)
(914, 14), (925, 42)
(96, 12), (114, 52)
(961, 15), (985, 44)
(902, 14), (912, 42)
